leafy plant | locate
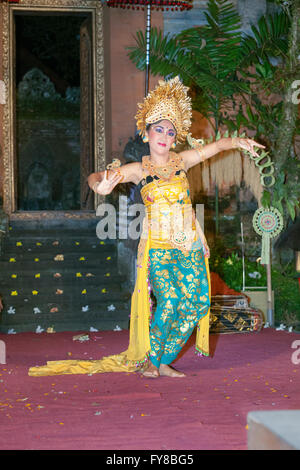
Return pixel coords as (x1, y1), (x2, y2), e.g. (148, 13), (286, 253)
(272, 263), (300, 326)
(210, 251), (267, 291)
(128, 1), (288, 131)
(210, 251), (300, 325)
(128, 0), (249, 133)
(128, 0), (300, 223)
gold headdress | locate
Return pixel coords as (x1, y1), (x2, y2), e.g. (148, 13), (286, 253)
(135, 76), (192, 143)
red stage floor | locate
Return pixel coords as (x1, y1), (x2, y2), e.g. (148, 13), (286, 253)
(0, 328), (299, 450)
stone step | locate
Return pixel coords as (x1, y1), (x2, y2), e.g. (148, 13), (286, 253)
(1, 301), (130, 333)
(0, 258), (118, 272)
(2, 240), (114, 252)
(1, 304), (130, 321)
(0, 220), (132, 333)
(1, 319), (129, 334)
(3, 284), (130, 297)
(0, 273), (124, 287)
(0, 297), (130, 333)
(8, 214), (99, 231)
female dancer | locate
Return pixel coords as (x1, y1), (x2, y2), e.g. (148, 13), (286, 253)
(28, 77), (263, 378)
(87, 77), (263, 378)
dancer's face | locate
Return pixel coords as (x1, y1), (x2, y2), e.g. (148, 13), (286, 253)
(146, 120), (176, 155)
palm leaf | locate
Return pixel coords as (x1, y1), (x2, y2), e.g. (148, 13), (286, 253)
(127, 0), (291, 131)
(240, 11), (290, 67)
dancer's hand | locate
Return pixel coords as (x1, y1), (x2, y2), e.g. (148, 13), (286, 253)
(232, 137), (265, 158)
(93, 170), (124, 195)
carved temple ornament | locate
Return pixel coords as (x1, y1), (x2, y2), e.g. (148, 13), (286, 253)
(1, 0), (106, 215)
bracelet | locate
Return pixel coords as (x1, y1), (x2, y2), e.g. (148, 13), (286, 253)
(196, 147), (206, 162)
(231, 137), (240, 149)
(106, 158), (121, 170)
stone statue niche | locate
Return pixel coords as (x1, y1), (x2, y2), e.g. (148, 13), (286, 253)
(18, 67), (61, 103)
(16, 67), (81, 211)
(24, 161), (53, 210)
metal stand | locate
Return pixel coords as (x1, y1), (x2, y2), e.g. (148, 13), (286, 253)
(241, 220), (245, 291)
(145, 5), (151, 96)
(266, 246), (274, 326)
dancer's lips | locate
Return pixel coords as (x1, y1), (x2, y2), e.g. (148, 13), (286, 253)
(158, 142), (166, 147)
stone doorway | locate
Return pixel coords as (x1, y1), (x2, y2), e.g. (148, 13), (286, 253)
(1, 1), (106, 215)
(16, 13), (92, 211)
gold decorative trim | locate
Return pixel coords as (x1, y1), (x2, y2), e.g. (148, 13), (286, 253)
(1, 0), (106, 215)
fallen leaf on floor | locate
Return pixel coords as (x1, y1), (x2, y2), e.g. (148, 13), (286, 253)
(73, 334), (89, 342)
(46, 327), (56, 334)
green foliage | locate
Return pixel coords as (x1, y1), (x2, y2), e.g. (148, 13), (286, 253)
(128, 0), (249, 131)
(128, 0), (300, 223)
(210, 251), (267, 291)
(210, 252), (300, 325)
(272, 263), (300, 325)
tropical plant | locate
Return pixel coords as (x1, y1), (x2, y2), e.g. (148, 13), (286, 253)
(209, 250), (300, 325)
(128, 0), (300, 223)
(128, 0), (288, 132)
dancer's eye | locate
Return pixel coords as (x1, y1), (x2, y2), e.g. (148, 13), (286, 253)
(154, 127), (163, 133)
(168, 131), (175, 137)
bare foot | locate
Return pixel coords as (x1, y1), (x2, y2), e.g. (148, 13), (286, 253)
(159, 364), (186, 378)
(140, 363), (160, 378)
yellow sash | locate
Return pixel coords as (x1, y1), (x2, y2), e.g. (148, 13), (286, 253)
(28, 225), (210, 377)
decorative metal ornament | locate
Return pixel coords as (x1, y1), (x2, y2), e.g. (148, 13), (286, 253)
(252, 206), (283, 265)
(106, 0), (193, 9)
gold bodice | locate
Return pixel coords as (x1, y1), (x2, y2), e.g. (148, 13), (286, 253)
(140, 154), (198, 251)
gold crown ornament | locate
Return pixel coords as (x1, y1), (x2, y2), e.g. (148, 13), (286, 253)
(135, 76), (192, 143)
